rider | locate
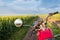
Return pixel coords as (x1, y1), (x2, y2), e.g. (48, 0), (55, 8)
(37, 18), (54, 40)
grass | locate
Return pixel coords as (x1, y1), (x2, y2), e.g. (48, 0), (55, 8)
(9, 26), (29, 40)
(0, 16), (36, 40)
(9, 16), (36, 40)
(0, 13), (60, 40)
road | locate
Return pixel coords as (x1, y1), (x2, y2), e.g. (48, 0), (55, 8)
(23, 27), (38, 40)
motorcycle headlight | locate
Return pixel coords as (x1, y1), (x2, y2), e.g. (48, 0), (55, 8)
(14, 19), (23, 27)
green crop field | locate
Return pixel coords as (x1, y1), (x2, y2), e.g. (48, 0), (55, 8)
(0, 16), (37, 40)
(0, 14), (60, 40)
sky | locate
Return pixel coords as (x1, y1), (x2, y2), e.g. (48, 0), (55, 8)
(0, 0), (60, 15)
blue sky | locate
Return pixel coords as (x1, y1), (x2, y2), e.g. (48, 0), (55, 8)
(0, 0), (60, 15)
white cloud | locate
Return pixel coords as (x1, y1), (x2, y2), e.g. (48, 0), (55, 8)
(7, 0), (42, 11)
(9, 0), (42, 5)
(36, 7), (59, 13)
(0, 7), (15, 15)
(0, 0), (60, 14)
(1, 0), (40, 14)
